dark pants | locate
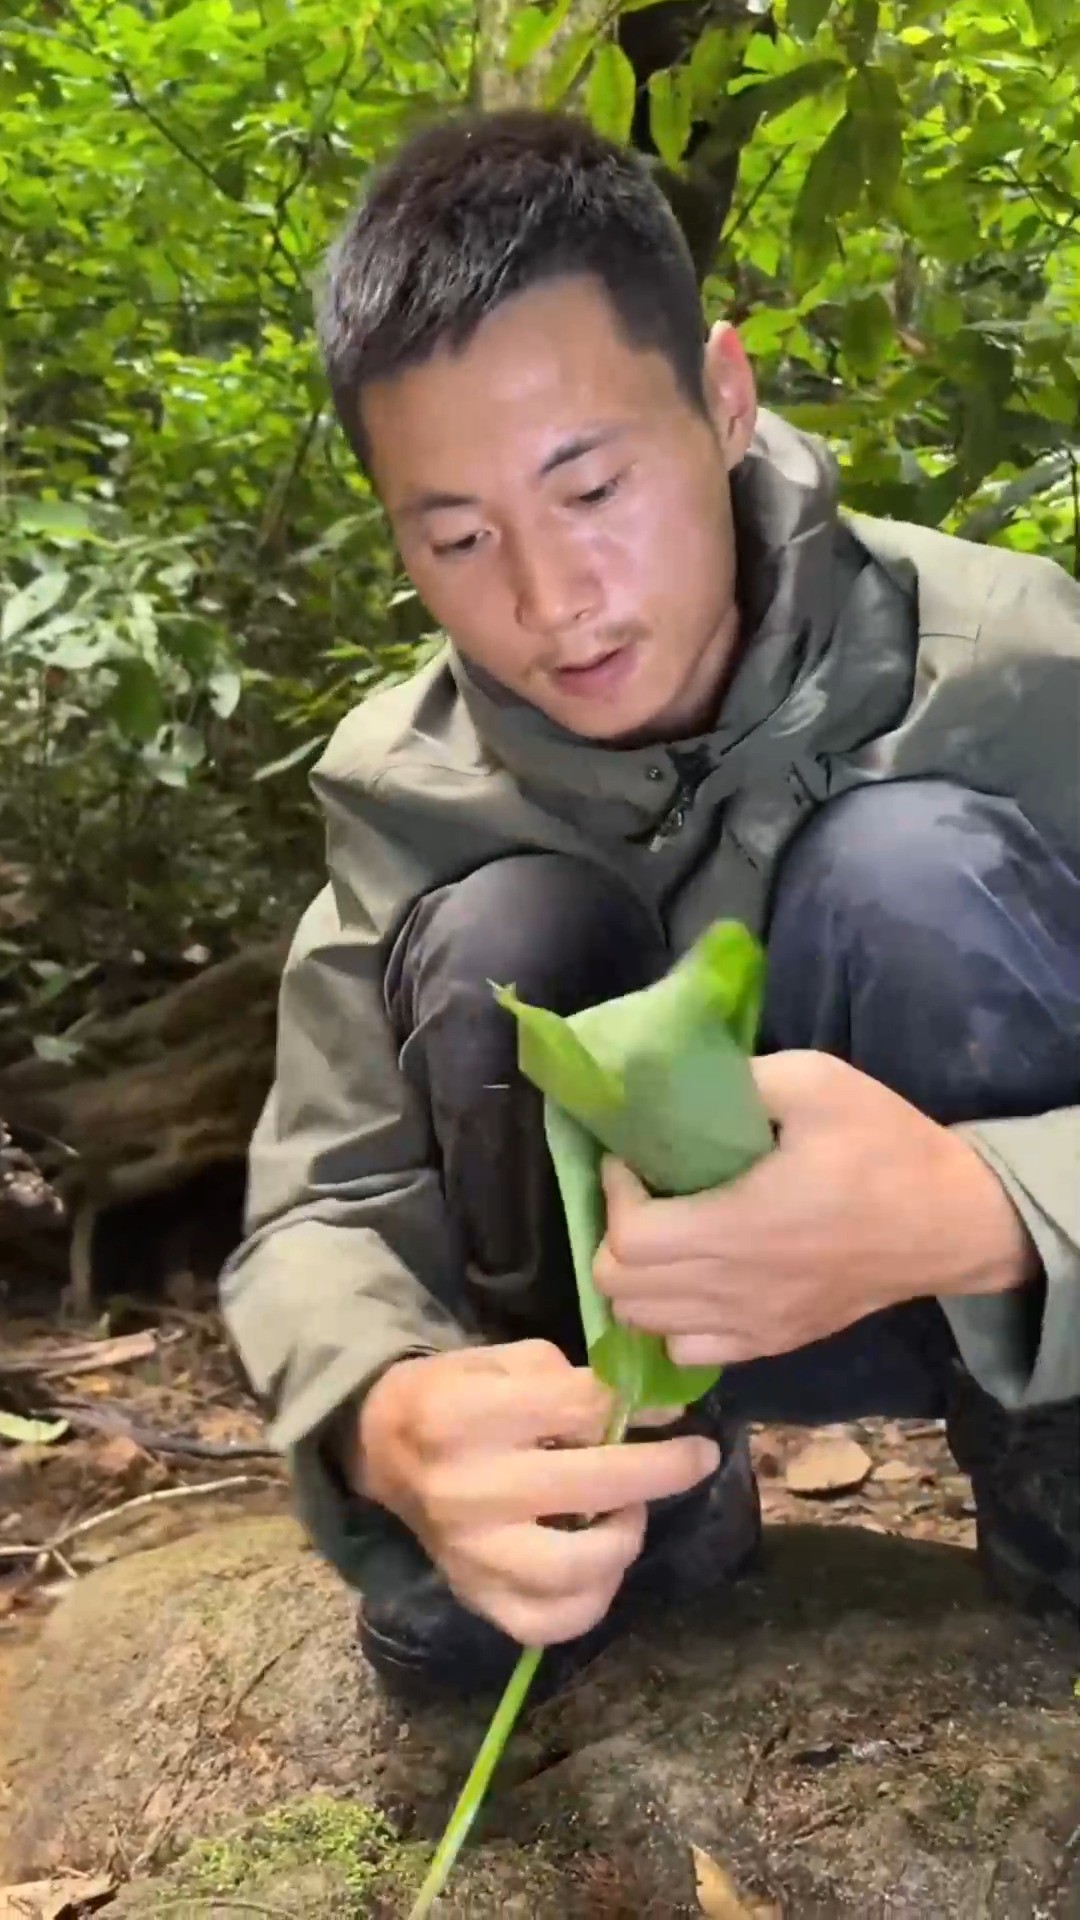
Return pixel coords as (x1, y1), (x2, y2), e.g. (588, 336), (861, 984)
(386, 781), (1080, 1613)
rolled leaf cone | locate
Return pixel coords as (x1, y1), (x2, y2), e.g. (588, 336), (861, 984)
(496, 919), (776, 1411)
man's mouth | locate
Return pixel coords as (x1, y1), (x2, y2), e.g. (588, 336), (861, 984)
(552, 644), (637, 697)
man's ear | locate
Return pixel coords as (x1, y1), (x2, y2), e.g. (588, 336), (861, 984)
(703, 322), (758, 472)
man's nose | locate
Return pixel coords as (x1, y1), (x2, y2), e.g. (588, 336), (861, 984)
(509, 529), (599, 637)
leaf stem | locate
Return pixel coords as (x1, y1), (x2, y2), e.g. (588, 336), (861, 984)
(406, 1643), (543, 1919)
(406, 1396), (633, 1917)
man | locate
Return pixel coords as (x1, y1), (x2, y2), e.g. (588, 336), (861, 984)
(222, 109), (1080, 1701)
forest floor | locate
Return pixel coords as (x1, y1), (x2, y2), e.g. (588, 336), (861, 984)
(0, 1281), (978, 1651)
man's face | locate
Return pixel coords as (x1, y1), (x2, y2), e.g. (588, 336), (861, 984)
(363, 276), (756, 743)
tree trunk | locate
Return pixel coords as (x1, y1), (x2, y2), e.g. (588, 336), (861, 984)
(0, 942), (286, 1312)
(474, 0), (767, 279)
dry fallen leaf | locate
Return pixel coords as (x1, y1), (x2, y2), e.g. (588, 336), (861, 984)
(873, 1457), (920, 1485)
(93, 1433), (146, 1477)
(785, 1436), (873, 1497)
(0, 1873), (115, 1919)
(691, 1846), (781, 1919)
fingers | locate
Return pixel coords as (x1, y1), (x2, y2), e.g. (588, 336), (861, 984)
(426, 1431), (719, 1531)
(667, 1334), (729, 1367)
(628, 1402), (686, 1429)
(411, 1349), (615, 1456)
(449, 1506), (648, 1646)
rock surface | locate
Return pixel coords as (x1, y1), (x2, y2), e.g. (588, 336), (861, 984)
(2, 1515), (1078, 1918)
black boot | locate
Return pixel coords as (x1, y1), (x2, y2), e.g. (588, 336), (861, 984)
(947, 1372), (1080, 1626)
(357, 1409), (761, 1704)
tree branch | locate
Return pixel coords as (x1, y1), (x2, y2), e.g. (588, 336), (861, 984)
(113, 69), (245, 203)
(956, 451), (1074, 542)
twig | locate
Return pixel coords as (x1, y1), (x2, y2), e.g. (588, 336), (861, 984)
(255, 404), (326, 556)
(47, 1397), (279, 1461)
(114, 68), (242, 202)
(786, 1799), (856, 1845)
(217, 1626), (315, 1732)
(148, 1902), (300, 1918)
(722, 147), (792, 250)
(0, 1475), (275, 1567)
(2, 1329), (160, 1377)
(741, 1714), (793, 1806)
(130, 1669), (219, 1874)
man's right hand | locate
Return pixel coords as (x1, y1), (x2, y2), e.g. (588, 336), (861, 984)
(352, 1341), (719, 1647)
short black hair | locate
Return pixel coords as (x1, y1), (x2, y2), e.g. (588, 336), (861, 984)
(317, 108), (706, 471)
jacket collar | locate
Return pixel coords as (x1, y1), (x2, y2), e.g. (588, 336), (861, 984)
(449, 409), (847, 803)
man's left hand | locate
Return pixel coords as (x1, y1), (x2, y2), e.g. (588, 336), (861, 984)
(594, 1050), (1038, 1369)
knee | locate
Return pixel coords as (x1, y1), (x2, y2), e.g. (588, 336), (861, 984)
(391, 852), (666, 1031)
(769, 779), (1032, 964)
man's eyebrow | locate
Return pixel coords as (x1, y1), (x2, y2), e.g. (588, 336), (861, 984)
(538, 425), (627, 478)
(398, 426), (628, 519)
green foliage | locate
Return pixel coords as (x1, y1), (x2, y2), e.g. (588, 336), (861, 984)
(1, 0), (1076, 1010)
(693, 0), (1080, 555)
(0, 0), (464, 970)
(556, 0), (1079, 563)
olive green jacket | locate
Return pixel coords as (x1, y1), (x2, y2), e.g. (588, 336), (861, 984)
(221, 411), (1080, 1590)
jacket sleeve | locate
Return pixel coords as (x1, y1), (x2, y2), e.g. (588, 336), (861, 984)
(220, 873), (470, 1591)
(942, 1108), (1080, 1409)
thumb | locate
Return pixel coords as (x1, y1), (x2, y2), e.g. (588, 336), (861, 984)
(600, 1155), (649, 1222)
(750, 1048), (838, 1129)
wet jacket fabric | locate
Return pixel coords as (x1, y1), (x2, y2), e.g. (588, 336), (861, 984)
(220, 410), (1080, 1588)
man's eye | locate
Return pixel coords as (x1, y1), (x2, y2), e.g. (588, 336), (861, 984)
(433, 531), (484, 558)
(577, 474), (621, 507)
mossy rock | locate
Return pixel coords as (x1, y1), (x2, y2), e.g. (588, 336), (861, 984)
(3, 1514), (1078, 1917)
(107, 1793), (571, 1918)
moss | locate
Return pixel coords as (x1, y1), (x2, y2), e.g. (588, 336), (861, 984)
(173, 1794), (423, 1915)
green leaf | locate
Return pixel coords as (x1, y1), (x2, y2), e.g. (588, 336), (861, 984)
(842, 290), (895, 377)
(143, 722), (206, 787)
(540, 25), (593, 105)
(109, 656), (165, 742)
(738, 307), (798, 355)
(0, 1411), (69, 1446)
(506, 2), (566, 74)
(787, 0), (832, 39)
(13, 498), (95, 541)
(493, 985), (625, 1129)
(790, 109), (863, 282)
(542, 1096), (721, 1411)
(688, 27), (738, 113)
(207, 665), (242, 718)
(844, 0), (879, 56)
(1, 571), (69, 645)
(849, 67), (903, 214)
(694, 920), (768, 1057)
(648, 65), (694, 170)
(586, 42), (636, 145)
(720, 58), (846, 149)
